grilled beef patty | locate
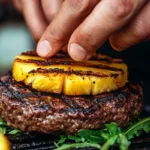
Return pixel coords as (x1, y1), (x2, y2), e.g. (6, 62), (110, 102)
(0, 74), (143, 133)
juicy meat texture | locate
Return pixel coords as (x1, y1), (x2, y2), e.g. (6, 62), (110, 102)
(0, 74), (143, 134)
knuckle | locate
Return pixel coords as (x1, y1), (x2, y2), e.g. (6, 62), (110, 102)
(76, 26), (98, 51)
(111, 0), (133, 19)
(46, 23), (63, 43)
(46, 10), (58, 21)
(132, 20), (150, 40)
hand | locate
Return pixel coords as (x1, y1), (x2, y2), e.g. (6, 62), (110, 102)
(13, 0), (64, 41)
(14, 0), (150, 61)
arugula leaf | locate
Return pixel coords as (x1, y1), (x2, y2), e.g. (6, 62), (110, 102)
(0, 122), (7, 126)
(99, 130), (109, 140)
(56, 117), (150, 150)
(124, 117), (150, 140)
(0, 117), (150, 150)
(105, 122), (118, 136)
(0, 127), (6, 134)
(55, 142), (101, 150)
(117, 134), (130, 150)
(78, 129), (104, 143)
(0, 118), (4, 122)
(8, 129), (21, 135)
(101, 135), (118, 150)
(55, 135), (67, 148)
(0, 118), (21, 136)
(68, 135), (84, 143)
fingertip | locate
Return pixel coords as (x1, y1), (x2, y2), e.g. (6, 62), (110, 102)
(69, 43), (88, 61)
(37, 40), (52, 57)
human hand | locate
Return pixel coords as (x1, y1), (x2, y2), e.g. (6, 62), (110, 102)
(14, 0), (150, 61)
(13, 0), (64, 41)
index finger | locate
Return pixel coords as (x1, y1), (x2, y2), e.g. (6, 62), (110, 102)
(37, 0), (100, 57)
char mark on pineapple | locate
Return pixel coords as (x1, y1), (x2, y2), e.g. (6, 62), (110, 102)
(15, 58), (124, 74)
(28, 68), (119, 78)
(21, 50), (124, 63)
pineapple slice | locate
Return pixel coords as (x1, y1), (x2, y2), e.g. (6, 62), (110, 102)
(13, 51), (128, 95)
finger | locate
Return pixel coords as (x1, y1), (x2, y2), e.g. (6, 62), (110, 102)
(62, 44), (68, 52)
(109, 1), (150, 51)
(37, 0), (100, 58)
(22, 0), (48, 41)
(68, 0), (147, 61)
(13, 0), (22, 12)
(42, 0), (64, 22)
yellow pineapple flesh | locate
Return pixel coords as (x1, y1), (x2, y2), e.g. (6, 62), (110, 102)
(13, 51), (128, 95)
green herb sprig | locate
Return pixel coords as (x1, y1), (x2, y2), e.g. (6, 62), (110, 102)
(56, 117), (150, 150)
(0, 118), (21, 136)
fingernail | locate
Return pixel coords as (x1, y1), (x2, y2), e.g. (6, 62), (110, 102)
(37, 40), (52, 57)
(70, 43), (87, 61)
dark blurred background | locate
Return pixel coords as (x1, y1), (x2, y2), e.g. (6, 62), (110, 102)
(0, 2), (150, 117)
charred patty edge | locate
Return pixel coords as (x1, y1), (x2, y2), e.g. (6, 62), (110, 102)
(0, 74), (143, 133)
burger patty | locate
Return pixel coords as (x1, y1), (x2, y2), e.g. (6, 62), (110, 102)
(0, 73), (143, 133)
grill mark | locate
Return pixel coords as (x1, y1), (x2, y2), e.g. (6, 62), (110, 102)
(127, 83), (141, 96)
(21, 51), (124, 63)
(0, 76), (51, 110)
(29, 91), (50, 109)
(13, 85), (53, 110)
(61, 95), (96, 113)
(22, 51), (69, 58)
(15, 58), (124, 74)
(0, 73), (144, 134)
(92, 89), (129, 104)
(10, 86), (36, 100)
(60, 96), (80, 113)
(8, 84), (39, 103)
(0, 74), (133, 115)
(0, 79), (22, 104)
(22, 50), (37, 56)
(83, 104), (99, 114)
(36, 92), (69, 111)
(72, 97), (99, 114)
(72, 97), (95, 109)
(93, 95), (114, 103)
(28, 68), (119, 78)
(0, 74), (124, 112)
(1, 75), (80, 112)
(58, 95), (99, 114)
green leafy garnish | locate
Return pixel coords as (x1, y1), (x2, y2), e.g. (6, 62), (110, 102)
(0, 118), (21, 136)
(56, 117), (150, 150)
(101, 135), (118, 150)
(8, 129), (21, 135)
(117, 134), (130, 150)
(55, 142), (101, 150)
(0, 117), (149, 149)
(0, 127), (6, 134)
(124, 117), (150, 139)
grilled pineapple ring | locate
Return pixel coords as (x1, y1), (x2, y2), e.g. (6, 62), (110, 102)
(13, 51), (128, 95)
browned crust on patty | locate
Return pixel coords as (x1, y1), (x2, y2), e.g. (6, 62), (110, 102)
(0, 73), (143, 133)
